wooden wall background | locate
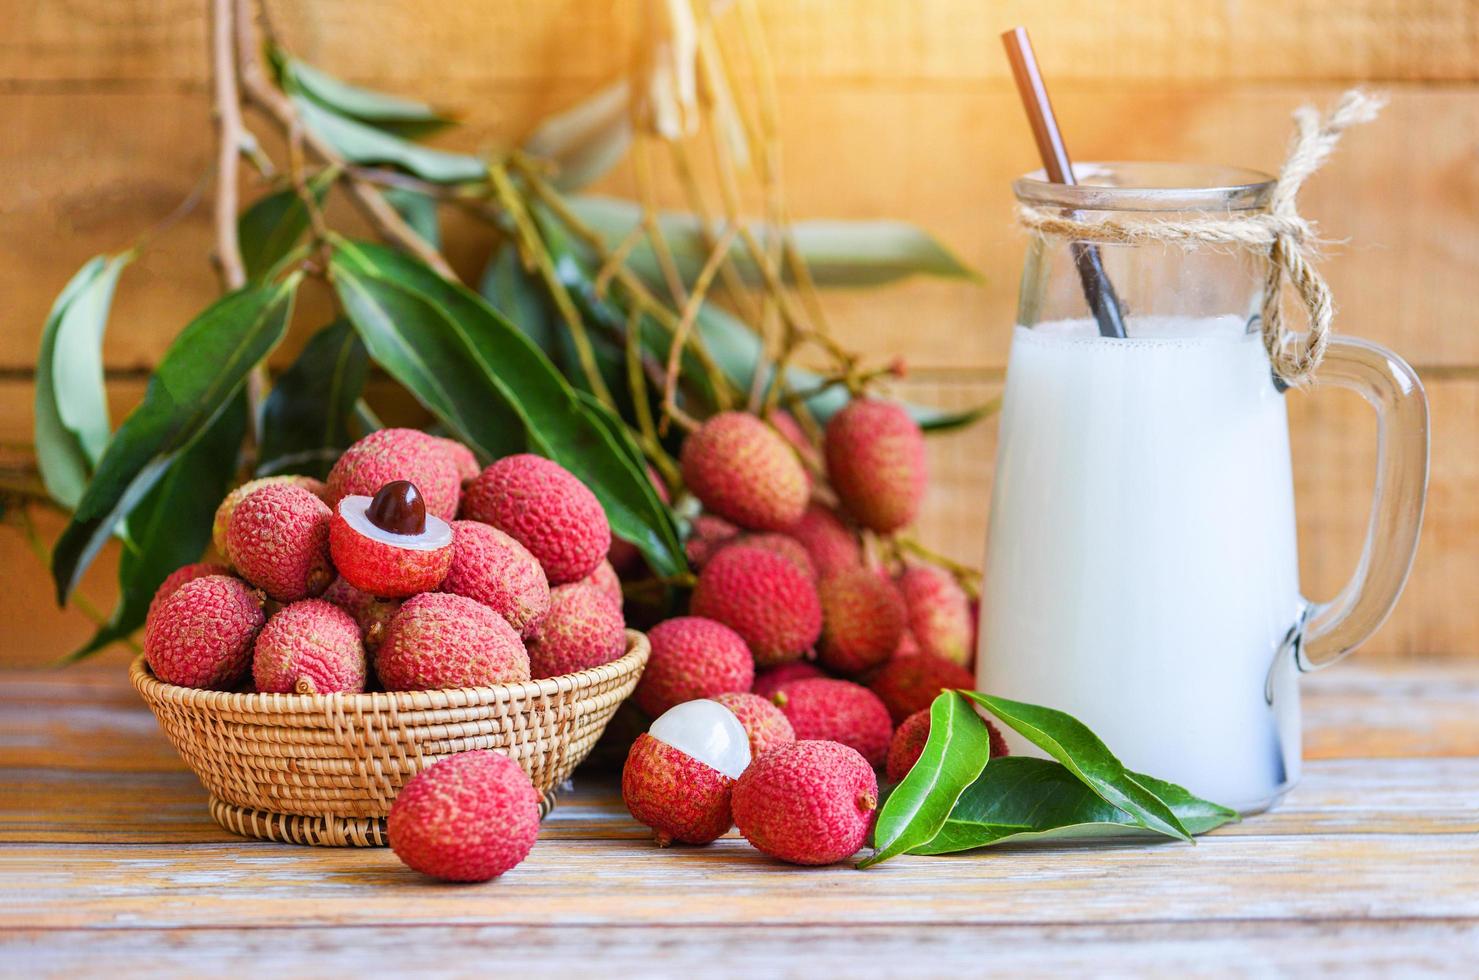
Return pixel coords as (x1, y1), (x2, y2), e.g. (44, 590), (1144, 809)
(1, 0), (1475, 667)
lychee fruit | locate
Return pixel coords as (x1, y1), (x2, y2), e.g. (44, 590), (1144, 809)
(388, 750), (540, 882)
(772, 678), (893, 769)
(786, 504), (863, 579)
(897, 564), (973, 667)
(432, 436), (481, 485)
(866, 650), (975, 725)
(767, 409), (821, 469)
(322, 577), (401, 650)
(713, 691), (795, 758)
(211, 475), (328, 562)
(751, 660), (827, 699)
(143, 574), (266, 690)
(226, 483), (334, 602)
(722, 533), (816, 579)
(731, 740), (878, 865)
(885, 707), (1009, 783)
(684, 513), (740, 568)
(252, 599), (366, 695)
(690, 545), (822, 666)
(440, 520), (550, 636)
(816, 568), (907, 675)
(329, 481), (455, 598)
(328, 428), (462, 522)
(622, 699), (752, 846)
(680, 412), (809, 532)
(376, 592), (530, 691)
(146, 561), (231, 630)
(634, 617), (754, 717)
(526, 583), (626, 679)
(825, 399), (927, 533)
(462, 454), (610, 585)
(580, 558), (622, 608)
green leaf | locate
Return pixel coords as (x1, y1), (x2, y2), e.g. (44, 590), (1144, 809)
(567, 196), (979, 288)
(258, 319), (368, 479)
(67, 393), (248, 660)
(382, 187), (441, 250)
(34, 253), (131, 509)
(237, 172), (334, 279)
(50, 277), (300, 605)
(959, 692), (1195, 842)
(277, 54), (453, 137)
(330, 241), (685, 576)
(912, 757), (1239, 854)
(859, 692), (993, 869)
(479, 244), (558, 355)
(523, 81), (632, 192)
(293, 95), (486, 184)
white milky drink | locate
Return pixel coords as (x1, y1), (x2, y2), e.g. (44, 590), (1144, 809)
(978, 316), (1305, 811)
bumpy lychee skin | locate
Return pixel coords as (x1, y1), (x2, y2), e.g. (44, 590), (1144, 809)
(732, 740), (878, 865)
(773, 678), (893, 768)
(580, 558), (622, 608)
(621, 700), (752, 846)
(440, 520), (550, 636)
(226, 483), (335, 602)
(690, 545), (822, 667)
(211, 476), (328, 562)
(635, 617), (754, 717)
(684, 513), (740, 568)
(825, 399), (927, 533)
(526, 583), (626, 679)
(767, 409), (821, 469)
(388, 750), (540, 882)
(328, 495), (454, 599)
(817, 568), (907, 675)
(680, 412), (809, 532)
(252, 599), (366, 695)
(897, 564), (974, 667)
(146, 561), (231, 630)
(752, 660), (827, 699)
(328, 428), (461, 522)
(721, 533), (816, 579)
(144, 575), (266, 690)
(462, 454), (610, 585)
(322, 578), (400, 651)
(432, 436), (481, 485)
(787, 504), (863, 579)
(885, 707), (1009, 783)
(866, 650), (975, 725)
(714, 691), (796, 758)
(376, 593), (530, 691)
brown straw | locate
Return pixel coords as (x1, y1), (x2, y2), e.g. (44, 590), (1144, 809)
(1001, 27), (1126, 339)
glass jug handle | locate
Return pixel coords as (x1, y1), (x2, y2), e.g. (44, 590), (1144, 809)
(1293, 336), (1429, 671)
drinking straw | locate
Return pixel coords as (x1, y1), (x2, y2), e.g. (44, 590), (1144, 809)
(1001, 26), (1127, 339)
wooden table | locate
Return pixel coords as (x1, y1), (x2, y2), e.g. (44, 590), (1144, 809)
(3, 658), (1477, 976)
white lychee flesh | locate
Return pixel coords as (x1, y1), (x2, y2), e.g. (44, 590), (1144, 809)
(648, 699), (752, 779)
(338, 495), (453, 550)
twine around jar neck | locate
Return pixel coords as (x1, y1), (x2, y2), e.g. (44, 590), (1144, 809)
(1015, 89), (1386, 387)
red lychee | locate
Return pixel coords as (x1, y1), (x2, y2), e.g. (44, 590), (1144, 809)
(462, 454), (610, 585)
(681, 412), (809, 532)
(825, 399), (927, 533)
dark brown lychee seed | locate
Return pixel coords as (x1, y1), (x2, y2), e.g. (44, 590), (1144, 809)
(367, 481), (426, 536)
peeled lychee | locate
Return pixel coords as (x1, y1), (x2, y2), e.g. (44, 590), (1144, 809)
(732, 740), (878, 865)
(622, 699), (752, 846)
(226, 483), (334, 602)
(462, 454), (610, 585)
(897, 564), (973, 667)
(322, 577), (401, 650)
(211, 475), (328, 562)
(866, 650), (975, 725)
(786, 504), (863, 579)
(146, 561), (231, 630)
(388, 750), (540, 882)
(684, 513), (740, 568)
(885, 707), (1009, 783)
(635, 617), (754, 717)
(328, 428), (461, 522)
(440, 520), (550, 636)
(526, 583), (626, 678)
(680, 412), (809, 532)
(376, 592), (530, 691)
(329, 482), (454, 598)
(143, 574), (265, 690)
(825, 399), (927, 533)
(817, 568), (907, 675)
(713, 691), (796, 758)
(690, 545), (822, 666)
(773, 677), (893, 768)
(580, 558), (622, 608)
(252, 599), (366, 694)
(752, 660), (827, 699)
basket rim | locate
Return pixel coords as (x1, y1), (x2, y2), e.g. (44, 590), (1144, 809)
(130, 627), (649, 712)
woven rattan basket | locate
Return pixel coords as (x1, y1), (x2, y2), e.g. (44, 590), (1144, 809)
(131, 629), (648, 846)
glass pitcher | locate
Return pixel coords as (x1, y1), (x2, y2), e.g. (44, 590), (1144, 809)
(977, 163), (1429, 813)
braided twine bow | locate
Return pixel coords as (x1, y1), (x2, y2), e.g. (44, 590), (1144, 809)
(1016, 90), (1386, 387)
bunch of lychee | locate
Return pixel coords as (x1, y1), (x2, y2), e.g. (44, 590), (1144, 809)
(619, 400), (1006, 866)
